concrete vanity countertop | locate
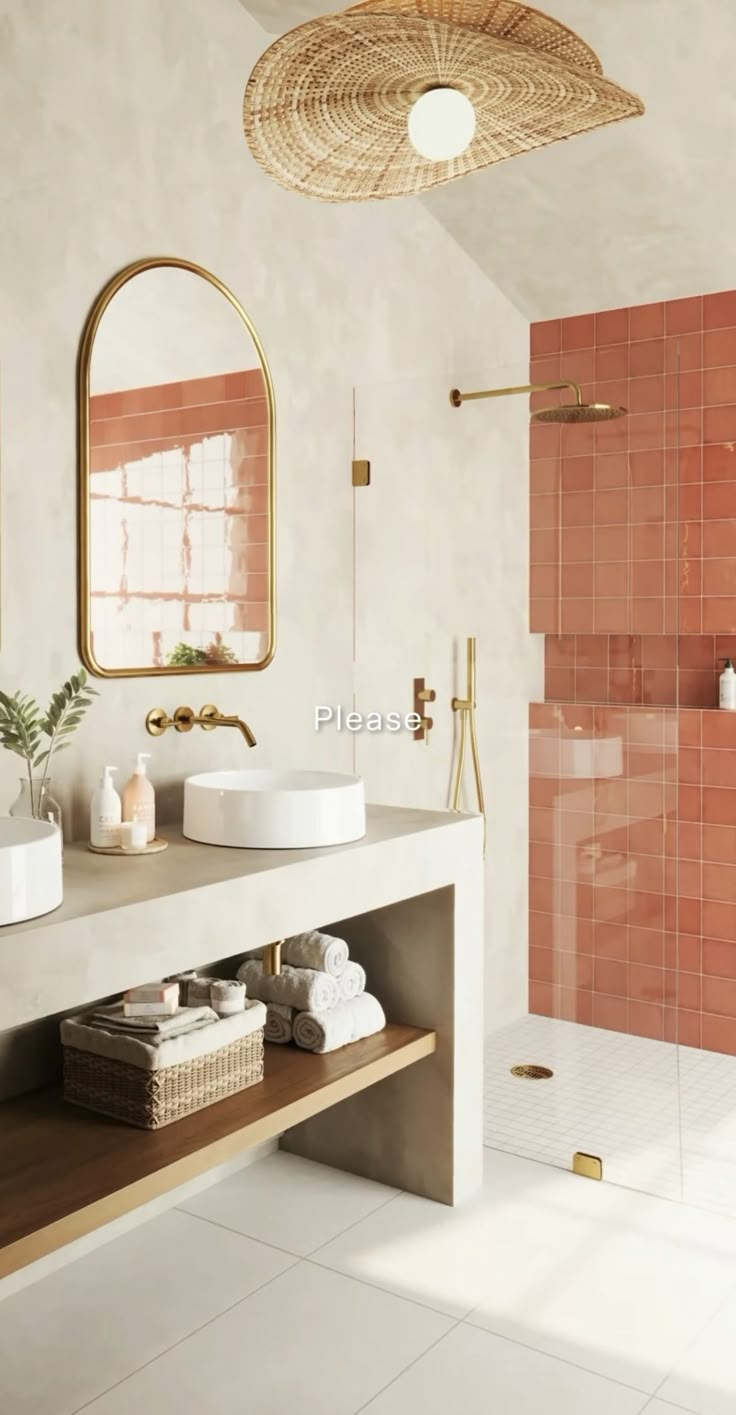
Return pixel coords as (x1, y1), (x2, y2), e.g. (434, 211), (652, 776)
(0, 804), (482, 1032)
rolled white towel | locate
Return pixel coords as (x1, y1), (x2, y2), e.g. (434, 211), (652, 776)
(187, 977), (218, 1007)
(237, 958), (339, 1013)
(338, 961), (366, 1003)
(281, 931), (349, 978)
(265, 1002), (294, 1045)
(293, 993), (386, 1054)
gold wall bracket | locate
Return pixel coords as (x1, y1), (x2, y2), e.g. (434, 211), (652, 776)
(573, 1152), (603, 1181)
(352, 459), (371, 487)
(145, 704), (257, 747)
(412, 678), (435, 744)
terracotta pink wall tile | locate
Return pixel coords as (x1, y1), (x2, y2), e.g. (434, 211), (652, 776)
(530, 293), (736, 1053)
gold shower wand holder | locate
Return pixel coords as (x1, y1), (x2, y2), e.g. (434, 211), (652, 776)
(451, 636), (486, 853)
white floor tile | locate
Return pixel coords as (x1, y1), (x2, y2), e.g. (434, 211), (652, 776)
(646, 1404), (699, 1414)
(0, 1208), (293, 1415)
(362, 1323), (650, 1415)
(313, 1150), (528, 1318)
(80, 1261), (452, 1415)
(179, 1149), (399, 1256)
(485, 1015), (682, 1202)
(316, 1147), (736, 1392)
(659, 1290), (736, 1415)
(466, 1161), (736, 1393)
(485, 1015), (736, 1217)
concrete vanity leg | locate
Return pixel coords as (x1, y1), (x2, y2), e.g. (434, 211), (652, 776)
(281, 858), (484, 1205)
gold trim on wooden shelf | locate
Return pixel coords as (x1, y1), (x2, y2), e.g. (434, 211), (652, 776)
(0, 1025), (436, 1278)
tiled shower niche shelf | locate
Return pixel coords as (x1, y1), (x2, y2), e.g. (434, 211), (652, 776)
(0, 1026), (436, 1278)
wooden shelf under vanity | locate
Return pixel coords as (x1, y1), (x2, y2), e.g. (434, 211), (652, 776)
(0, 1025), (436, 1279)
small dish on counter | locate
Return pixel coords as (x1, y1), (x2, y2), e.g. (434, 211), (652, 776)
(88, 836), (169, 857)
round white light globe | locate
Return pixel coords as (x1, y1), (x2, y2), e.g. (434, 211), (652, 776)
(407, 87), (476, 162)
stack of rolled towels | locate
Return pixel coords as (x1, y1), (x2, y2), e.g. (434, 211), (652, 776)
(236, 931), (385, 1054)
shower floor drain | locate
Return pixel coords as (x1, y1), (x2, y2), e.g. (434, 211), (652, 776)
(510, 1064), (553, 1080)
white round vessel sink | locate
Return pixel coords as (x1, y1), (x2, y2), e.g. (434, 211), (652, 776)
(0, 817), (63, 926)
(183, 769), (366, 849)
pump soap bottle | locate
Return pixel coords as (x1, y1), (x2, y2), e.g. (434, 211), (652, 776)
(90, 766), (122, 848)
(720, 659), (736, 711)
(122, 753), (156, 842)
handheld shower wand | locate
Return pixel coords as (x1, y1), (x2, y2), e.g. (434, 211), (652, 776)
(451, 636), (486, 852)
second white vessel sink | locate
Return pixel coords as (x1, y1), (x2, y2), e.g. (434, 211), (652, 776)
(183, 769), (366, 849)
(0, 817), (63, 926)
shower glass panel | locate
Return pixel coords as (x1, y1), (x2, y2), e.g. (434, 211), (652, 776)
(353, 362), (536, 1046)
(513, 312), (686, 1202)
(675, 303), (736, 1218)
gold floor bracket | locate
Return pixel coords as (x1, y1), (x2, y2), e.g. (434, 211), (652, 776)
(573, 1152), (603, 1181)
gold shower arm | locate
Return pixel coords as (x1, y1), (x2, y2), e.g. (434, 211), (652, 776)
(450, 380), (583, 408)
(450, 636), (486, 853)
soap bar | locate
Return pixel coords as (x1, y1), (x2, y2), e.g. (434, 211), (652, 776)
(125, 981), (179, 1009)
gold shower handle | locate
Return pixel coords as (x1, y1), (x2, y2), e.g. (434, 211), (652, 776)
(450, 637), (486, 852)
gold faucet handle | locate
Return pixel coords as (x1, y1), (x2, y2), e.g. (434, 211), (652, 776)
(146, 708), (171, 737)
(198, 704), (221, 731)
(173, 706), (196, 733)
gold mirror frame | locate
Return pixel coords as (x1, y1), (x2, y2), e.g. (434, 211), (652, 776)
(78, 256), (276, 678)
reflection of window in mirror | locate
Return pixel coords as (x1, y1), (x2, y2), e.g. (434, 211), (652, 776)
(81, 261), (274, 677)
(88, 370), (269, 669)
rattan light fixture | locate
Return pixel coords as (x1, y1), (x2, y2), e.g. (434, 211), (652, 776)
(243, 0), (644, 202)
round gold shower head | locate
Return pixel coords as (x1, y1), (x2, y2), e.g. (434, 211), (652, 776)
(532, 401), (627, 424)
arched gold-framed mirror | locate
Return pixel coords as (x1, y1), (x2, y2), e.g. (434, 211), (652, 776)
(78, 257), (275, 678)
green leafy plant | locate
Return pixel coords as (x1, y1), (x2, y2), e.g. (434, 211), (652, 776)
(166, 643), (207, 667)
(166, 638), (238, 667)
(0, 669), (99, 817)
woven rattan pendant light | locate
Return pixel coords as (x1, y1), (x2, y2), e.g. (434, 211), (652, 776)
(243, 0), (644, 202)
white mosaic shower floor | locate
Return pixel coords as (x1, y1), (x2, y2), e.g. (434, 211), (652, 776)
(484, 1013), (736, 1216)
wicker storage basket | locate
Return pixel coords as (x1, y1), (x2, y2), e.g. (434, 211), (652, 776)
(63, 1026), (264, 1130)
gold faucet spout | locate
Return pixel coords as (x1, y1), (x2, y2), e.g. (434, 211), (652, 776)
(197, 709), (257, 747)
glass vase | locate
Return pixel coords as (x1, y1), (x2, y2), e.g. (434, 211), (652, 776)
(10, 778), (63, 838)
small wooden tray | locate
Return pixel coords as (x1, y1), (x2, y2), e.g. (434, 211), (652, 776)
(88, 837), (168, 857)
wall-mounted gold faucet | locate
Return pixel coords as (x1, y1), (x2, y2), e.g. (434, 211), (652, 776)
(451, 637), (486, 851)
(145, 704), (257, 747)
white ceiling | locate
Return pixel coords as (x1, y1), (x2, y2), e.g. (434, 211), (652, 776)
(238, 0), (736, 319)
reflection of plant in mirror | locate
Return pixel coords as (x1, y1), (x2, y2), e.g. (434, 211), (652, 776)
(0, 670), (99, 818)
(167, 638), (238, 667)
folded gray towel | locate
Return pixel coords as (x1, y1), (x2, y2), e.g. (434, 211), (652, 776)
(293, 993), (386, 1054)
(264, 1002), (294, 1045)
(87, 1003), (218, 1043)
(337, 961), (366, 1003)
(237, 958), (338, 1012)
(281, 931), (349, 978)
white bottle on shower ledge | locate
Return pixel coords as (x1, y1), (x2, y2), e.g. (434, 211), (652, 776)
(122, 752), (155, 842)
(90, 766), (122, 848)
(719, 659), (736, 711)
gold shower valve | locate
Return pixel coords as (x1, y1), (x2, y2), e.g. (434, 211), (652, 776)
(413, 678), (436, 744)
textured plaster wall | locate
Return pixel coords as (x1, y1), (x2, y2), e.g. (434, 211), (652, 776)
(0, 0), (538, 1024)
